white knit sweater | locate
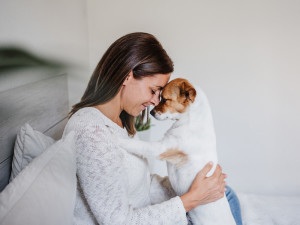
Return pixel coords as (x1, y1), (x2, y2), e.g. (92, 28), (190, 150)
(63, 107), (188, 225)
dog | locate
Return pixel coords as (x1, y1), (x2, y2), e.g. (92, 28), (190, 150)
(119, 78), (236, 225)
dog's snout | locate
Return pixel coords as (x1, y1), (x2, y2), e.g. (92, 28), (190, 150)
(150, 109), (155, 117)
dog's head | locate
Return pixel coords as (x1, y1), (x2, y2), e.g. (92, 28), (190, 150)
(151, 78), (196, 120)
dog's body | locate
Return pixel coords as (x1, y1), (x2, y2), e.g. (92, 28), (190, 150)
(119, 78), (236, 225)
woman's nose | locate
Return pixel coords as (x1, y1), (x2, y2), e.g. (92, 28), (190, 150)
(151, 92), (160, 106)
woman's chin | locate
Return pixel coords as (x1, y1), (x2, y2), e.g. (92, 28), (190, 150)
(134, 111), (142, 117)
(123, 108), (140, 117)
(129, 110), (141, 117)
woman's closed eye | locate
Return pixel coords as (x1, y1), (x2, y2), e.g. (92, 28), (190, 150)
(151, 89), (160, 96)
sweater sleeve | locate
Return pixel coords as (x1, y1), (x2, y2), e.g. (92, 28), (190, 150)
(75, 123), (188, 225)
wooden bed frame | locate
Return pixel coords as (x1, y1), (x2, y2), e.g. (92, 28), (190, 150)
(0, 73), (69, 192)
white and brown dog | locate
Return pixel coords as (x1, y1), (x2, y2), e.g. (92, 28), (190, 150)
(119, 78), (236, 225)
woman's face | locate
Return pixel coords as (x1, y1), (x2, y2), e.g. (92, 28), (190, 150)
(121, 72), (171, 116)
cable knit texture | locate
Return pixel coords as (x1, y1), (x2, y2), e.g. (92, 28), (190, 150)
(63, 107), (187, 225)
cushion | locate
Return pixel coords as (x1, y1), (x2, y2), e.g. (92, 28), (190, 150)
(10, 123), (55, 181)
(0, 131), (76, 225)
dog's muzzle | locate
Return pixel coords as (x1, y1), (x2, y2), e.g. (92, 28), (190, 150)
(150, 109), (155, 117)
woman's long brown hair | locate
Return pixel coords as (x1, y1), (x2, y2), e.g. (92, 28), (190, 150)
(69, 32), (174, 136)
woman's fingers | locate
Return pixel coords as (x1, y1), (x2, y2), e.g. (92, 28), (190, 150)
(214, 164), (222, 176)
(196, 161), (214, 179)
(221, 179), (227, 192)
(218, 172), (227, 193)
(209, 164), (227, 193)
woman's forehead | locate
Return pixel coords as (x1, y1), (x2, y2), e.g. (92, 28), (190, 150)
(145, 73), (171, 87)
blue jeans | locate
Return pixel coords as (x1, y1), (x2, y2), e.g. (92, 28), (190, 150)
(226, 185), (243, 225)
(187, 185), (243, 225)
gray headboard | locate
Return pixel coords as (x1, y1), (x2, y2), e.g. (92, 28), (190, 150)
(0, 74), (69, 192)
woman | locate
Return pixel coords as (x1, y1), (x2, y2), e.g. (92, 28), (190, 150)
(63, 32), (242, 225)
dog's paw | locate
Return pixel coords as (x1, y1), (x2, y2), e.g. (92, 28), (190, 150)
(159, 148), (188, 168)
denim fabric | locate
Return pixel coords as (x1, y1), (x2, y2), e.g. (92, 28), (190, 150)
(226, 185), (243, 225)
(186, 186), (243, 225)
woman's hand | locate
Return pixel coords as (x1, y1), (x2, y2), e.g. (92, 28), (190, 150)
(180, 162), (227, 212)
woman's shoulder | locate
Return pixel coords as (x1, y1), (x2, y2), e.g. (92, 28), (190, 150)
(64, 106), (127, 141)
(69, 107), (105, 125)
(64, 108), (124, 162)
(64, 107), (107, 135)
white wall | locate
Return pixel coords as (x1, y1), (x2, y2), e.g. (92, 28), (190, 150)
(0, 0), (90, 106)
(2, 0), (299, 196)
(87, 0), (300, 196)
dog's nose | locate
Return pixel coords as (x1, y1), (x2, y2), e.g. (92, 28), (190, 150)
(150, 109), (155, 117)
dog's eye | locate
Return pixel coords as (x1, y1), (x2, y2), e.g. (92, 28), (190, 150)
(161, 97), (167, 103)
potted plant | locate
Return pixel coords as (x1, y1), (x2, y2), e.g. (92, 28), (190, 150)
(135, 106), (152, 140)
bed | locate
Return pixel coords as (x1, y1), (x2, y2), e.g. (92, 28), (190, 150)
(0, 72), (299, 225)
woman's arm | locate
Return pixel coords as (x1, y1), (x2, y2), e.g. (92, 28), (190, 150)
(75, 124), (188, 225)
(149, 163), (226, 212)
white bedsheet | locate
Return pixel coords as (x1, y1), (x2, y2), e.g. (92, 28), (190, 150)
(239, 193), (300, 225)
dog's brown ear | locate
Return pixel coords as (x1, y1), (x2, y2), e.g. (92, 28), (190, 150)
(179, 81), (197, 103)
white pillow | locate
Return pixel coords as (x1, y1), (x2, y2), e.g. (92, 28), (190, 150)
(10, 123), (55, 181)
(0, 131), (76, 225)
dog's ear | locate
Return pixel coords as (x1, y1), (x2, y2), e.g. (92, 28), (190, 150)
(179, 81), (197, 103)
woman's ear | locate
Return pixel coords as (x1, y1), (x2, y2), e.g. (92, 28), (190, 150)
(123, 71), (133, 86)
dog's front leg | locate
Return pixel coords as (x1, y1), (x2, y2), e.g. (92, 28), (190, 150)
(118, 138), (166, 159)
(119, 135), (181, 161)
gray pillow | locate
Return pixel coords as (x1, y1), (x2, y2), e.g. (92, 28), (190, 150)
(10, 123), (55, 181)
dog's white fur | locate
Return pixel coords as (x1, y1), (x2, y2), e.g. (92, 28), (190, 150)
(119, 83), (236, 225)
